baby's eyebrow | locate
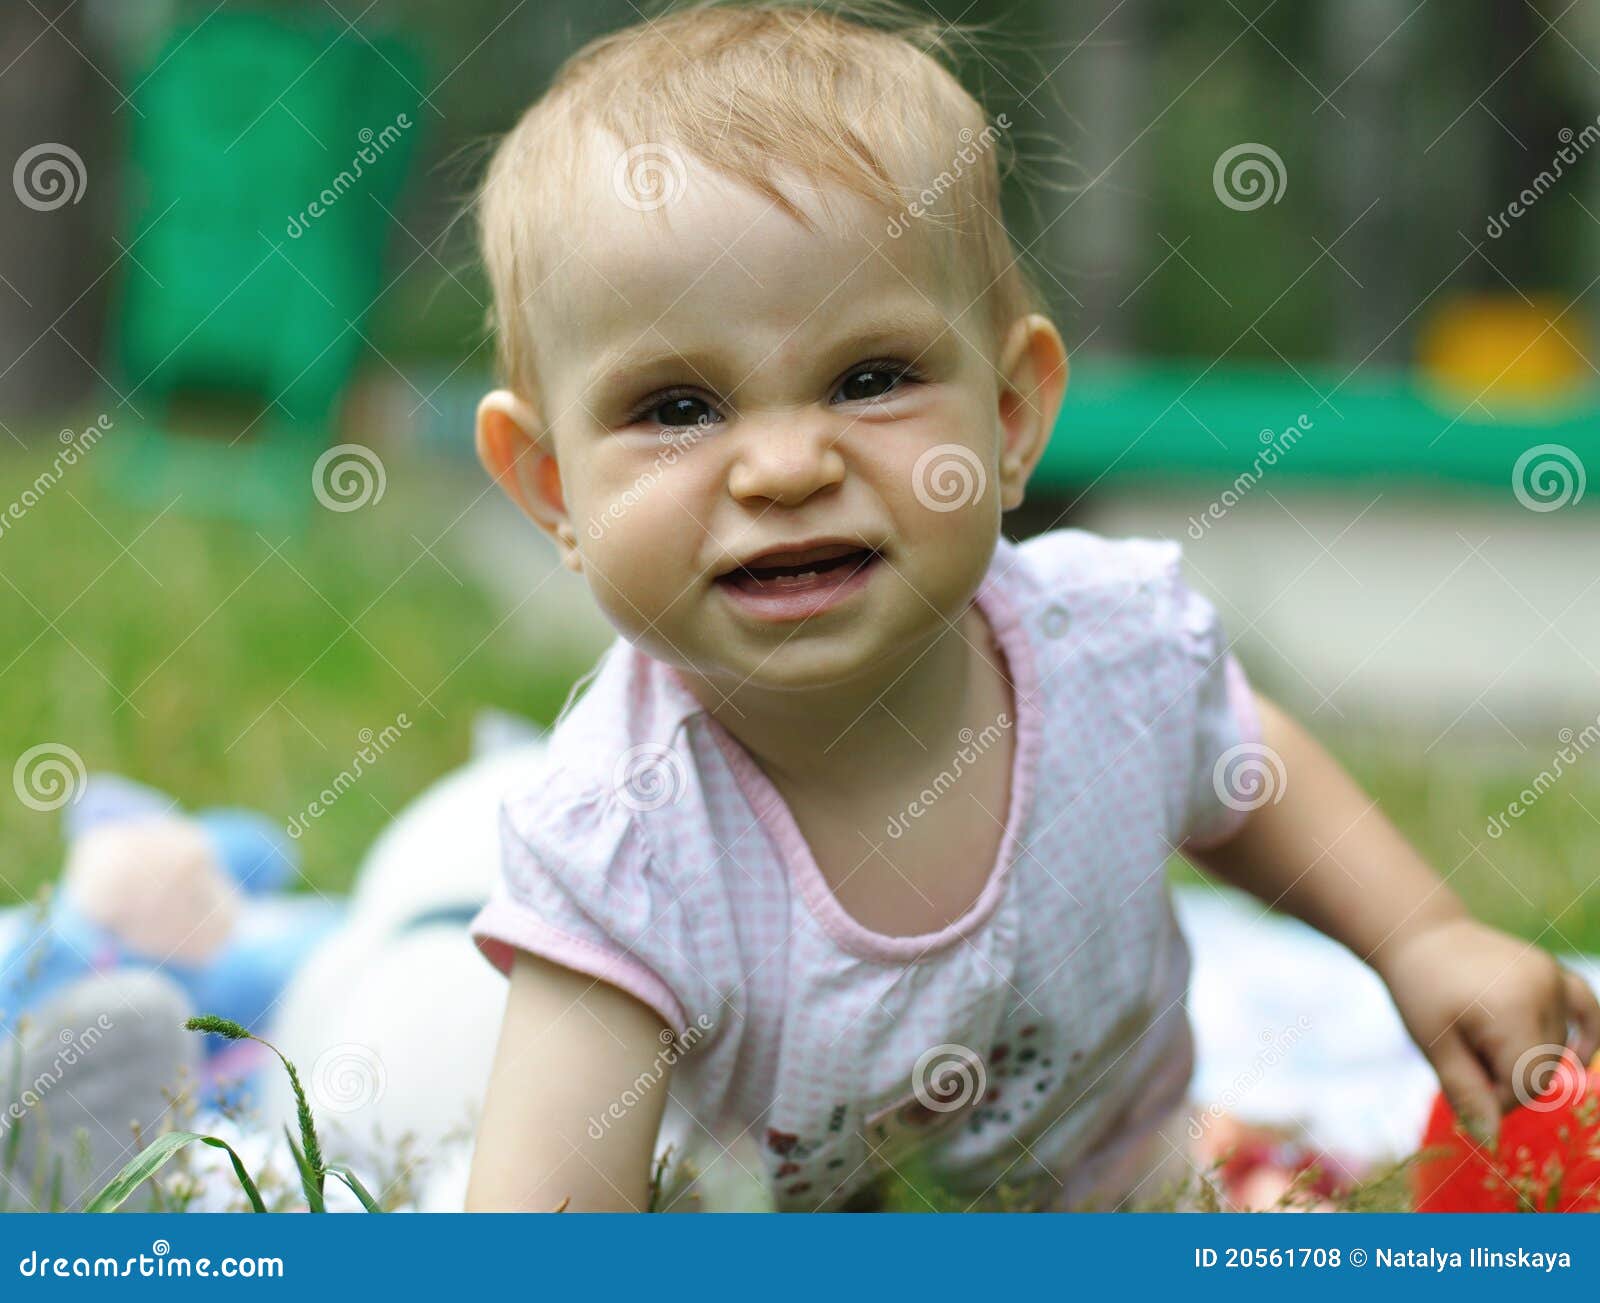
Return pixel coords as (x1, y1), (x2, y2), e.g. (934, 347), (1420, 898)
(583, 306), (953, 398)
(584, 343), (722, 401)
(819, 306), (955, 363)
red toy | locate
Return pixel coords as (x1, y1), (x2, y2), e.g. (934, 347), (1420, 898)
(1413, 1049), (1600, 1211)
(1197, 1116), (1356, 1210)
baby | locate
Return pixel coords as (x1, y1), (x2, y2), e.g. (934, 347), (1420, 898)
(462, 0), (1599, 1212)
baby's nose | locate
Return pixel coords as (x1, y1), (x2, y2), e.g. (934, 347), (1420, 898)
(727, 422), (845, 507)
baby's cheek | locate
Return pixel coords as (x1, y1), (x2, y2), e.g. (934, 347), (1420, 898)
(903, 496), (1002, 608)
(576, 495), (704, 645)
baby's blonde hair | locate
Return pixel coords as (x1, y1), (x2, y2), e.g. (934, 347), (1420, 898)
(477, 0), (1044, 408)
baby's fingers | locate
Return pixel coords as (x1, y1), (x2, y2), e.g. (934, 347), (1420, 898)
(1562, 967), (1600, 1064)
(1428, 1029), (1501, 1146)
(1476, 990), (1567, 1112)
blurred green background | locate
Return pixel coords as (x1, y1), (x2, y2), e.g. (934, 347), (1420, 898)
(2, 0), (1598, 962)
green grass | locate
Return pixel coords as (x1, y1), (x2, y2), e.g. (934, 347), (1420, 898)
(0, 437), (588, 905)
(1168, 732), (1600, 956)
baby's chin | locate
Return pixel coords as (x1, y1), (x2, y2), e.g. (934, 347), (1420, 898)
(612, 617), (904, 694)
(703, 629), (925, 696)
(631, 598), (967, 699)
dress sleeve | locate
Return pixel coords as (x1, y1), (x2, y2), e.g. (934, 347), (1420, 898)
(468, 772), (696, 1036)
(1158, 549), (1264, 852)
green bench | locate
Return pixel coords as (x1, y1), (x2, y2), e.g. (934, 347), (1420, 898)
(102, 11), (422, 523)
(1038, 359), (1597, 500)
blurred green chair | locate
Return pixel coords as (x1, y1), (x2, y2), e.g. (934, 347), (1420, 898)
(104, 10), (423, 523)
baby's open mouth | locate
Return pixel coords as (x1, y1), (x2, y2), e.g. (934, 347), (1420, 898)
(722, 543), (876, 588)
(715, 542), (882, 620)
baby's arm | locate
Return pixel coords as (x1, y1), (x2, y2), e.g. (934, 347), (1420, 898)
(1190, 691), (1600, 1141)
(466, 950), (671, 1211)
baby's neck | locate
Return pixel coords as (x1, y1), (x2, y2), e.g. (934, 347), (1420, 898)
(681, 602), (1003, 794)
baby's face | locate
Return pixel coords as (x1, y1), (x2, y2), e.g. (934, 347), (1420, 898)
(494, 148), (1053, 693)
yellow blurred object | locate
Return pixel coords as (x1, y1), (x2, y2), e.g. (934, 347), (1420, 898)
(1417, 294), (1594, 405)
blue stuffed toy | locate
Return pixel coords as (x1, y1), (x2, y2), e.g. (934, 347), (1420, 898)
(0, 774), (342, 1101)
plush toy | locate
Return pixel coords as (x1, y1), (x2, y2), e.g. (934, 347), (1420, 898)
(1413, 1049), (1600, 1212)
(2, 969), (202, 1211)
(0, 774), (341, 1101)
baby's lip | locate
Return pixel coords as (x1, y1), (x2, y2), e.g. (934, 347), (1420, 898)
(717, 538), (878, 578)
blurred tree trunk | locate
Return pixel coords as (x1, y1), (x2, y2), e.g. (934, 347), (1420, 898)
(0, 0), (111, 433)
(1480, 0), (1583, 290)
(1575, 1), (1600, 318)
(1312, 0), (1427, 364)
(1002, 0), (1148, 356)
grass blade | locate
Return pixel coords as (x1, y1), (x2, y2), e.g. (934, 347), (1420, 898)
(199, 1136), (268, 1213)
(188, 1016), (325, 1206)
(3, 1105), (24, 1182)
(84, 1131), (266, 1213)
(3, 1039), (23, 1181)
(325, 1163), (384, 1212)
(283, 1125), (325, 1213)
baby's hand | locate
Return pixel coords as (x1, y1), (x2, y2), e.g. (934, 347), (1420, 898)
(1377, 917), (1600, 1143)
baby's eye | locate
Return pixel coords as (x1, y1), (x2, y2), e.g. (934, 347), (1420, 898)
(629, 391), (721, 429)
(834, 361), (918, 404)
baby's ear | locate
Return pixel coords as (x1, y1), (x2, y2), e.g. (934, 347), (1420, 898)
(475, 390), (581, 572)
(995, 315), (1069, 511)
